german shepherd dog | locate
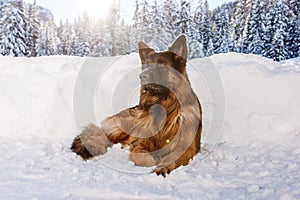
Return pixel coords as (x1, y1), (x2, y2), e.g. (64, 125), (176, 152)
(71, 35), (202, 177)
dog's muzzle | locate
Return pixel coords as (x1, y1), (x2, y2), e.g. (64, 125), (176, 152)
(140, 68), (170, 95)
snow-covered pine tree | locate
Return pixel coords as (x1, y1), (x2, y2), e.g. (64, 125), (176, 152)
(202, 0), (214, 57)
(190, 0), (204, 58)
(117, 18), (130, 55)
(175, 0), (193, 37)
(244, 0), (266, 54)
(174, 0), (194, 58)
(264, 0), (289, 61)
(286, 16), (300, 58)
(57, 20), (74, 55)
(288, 0), (300, 21)
(100, 24), (113, 57)
(56, 20), (64, 55)
(0, 1), (5, 50)
(206, 36), (214, 56)
(74, 13), (91, 57)
(213, 5), (230, 54)
(263, 1), (274, 59)
(26, 0), (40, 57)
(36, 19), (58, 56)
(161, 0), (177, 46)
(106, 0), (120, 56)
(86, 12), (112, 57)
(151, 0), (165, 51)
(139, 0), (154, 43)
(68, 36), (77, 56)
(90, 19), (105, 57)
(193, 0), (214, 57)
(0, 0), (28, 57)
(286, 0), (300, 58)
(230, 0), (252, 52)
(131, 0), (141, 52)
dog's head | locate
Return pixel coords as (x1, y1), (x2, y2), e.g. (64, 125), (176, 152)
(138, 35), (189, 97)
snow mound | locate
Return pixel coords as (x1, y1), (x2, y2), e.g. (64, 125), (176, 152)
(0, 53), (299, 199)
(0, 56), (84, 140)
(1, 53), (299, 145)
(207, 53), (300, 145)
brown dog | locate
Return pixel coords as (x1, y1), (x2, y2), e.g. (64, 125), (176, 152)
(71, 35), (202, 177)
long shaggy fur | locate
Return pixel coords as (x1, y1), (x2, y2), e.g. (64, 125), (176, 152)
(71, 35), (202, 177)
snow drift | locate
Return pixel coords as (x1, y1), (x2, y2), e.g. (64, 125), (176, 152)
(0, 53), (299, 199)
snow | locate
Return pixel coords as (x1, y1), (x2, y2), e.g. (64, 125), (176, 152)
(0, 53), (300, 199)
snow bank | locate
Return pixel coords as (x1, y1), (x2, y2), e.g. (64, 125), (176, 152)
(0, 53), (299, 199)
(1, 53), (299, 145)
(0, 56), (84, 140)
(209, 53), (300, 145)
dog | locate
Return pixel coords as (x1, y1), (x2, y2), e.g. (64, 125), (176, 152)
(71, 35), (202, 177)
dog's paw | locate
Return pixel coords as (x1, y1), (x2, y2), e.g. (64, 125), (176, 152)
(153, 162), (176, 177)
(71, 136), (94, 160)
(153, 166), (172, 177)
(71, 124), (112, 160)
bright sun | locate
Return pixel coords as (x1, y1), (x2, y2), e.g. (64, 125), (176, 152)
(75, 0), (114, 19)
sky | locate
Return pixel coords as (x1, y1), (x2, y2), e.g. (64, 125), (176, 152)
(24, 0), (232, 25)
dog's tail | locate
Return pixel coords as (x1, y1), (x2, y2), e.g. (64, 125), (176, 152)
(71, 124), (112, 160)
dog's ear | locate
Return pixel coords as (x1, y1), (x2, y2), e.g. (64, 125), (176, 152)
(169, 35), (188, 59)
(138, 42), (155, 63)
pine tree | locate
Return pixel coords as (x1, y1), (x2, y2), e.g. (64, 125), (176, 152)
(151, 0), (165, 50)
(244, 0), (266, 54)
(131, 0), (141, 52)
(100, 26), (113, 57)
(161, 0), (177, 46)
(36, 19), (57, 56)
(117, 19), (131, 55)
(0, 0), (28, 57)
(0, 1), (5, 48)
(286, 0), (300, 58)
(90, 19), (105, 57)
(175, 0), (193, 36)
(57, 20), (74, 55)
(202, 0), (213, 56)
(106, 0), (120, 56)
(139, 0), (154, 43)
(26, 0), (40, 57)
(174, 0), (194, 58)
(264, 0), (289, 61)
(56, 20), (64, 55)
(288, 17), (300, 58)
(288, 0), (300, 21)
(263, 2), (274, 59)
(190, 0), (204, 58)
(213, 6), (230, 54)
(74, 13), (91, 57)
(230, 0), (252, 52)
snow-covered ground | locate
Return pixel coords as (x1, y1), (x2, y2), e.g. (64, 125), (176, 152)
(0, 53), (299, 199)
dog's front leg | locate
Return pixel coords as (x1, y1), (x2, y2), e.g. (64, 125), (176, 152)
(71, 109), (134, 160)
(71, 107), (141, 160)
(153, 145), (197, 177)
(153, 124), (201, 177)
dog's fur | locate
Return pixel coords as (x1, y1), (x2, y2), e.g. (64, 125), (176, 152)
(71, 35), (202, 177)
